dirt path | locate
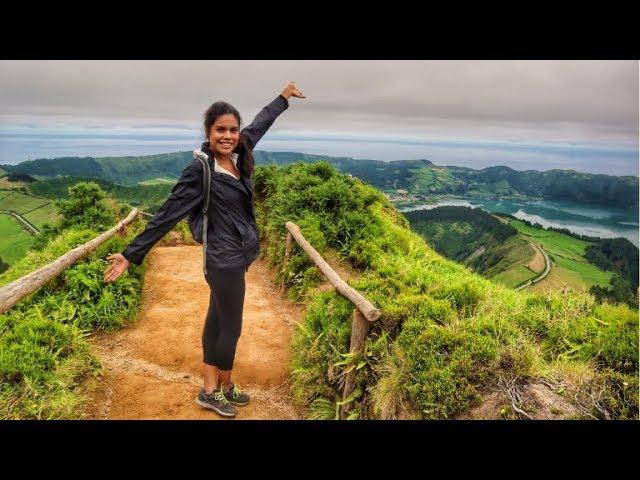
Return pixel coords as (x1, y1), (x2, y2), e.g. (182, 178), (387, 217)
(83, 245), (305, 420)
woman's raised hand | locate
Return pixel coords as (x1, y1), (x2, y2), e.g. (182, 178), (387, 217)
(103, 253), (130, 283)
(281, 81), (306, 100)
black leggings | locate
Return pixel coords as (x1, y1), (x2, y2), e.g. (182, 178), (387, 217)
(202, 266), (246, 371)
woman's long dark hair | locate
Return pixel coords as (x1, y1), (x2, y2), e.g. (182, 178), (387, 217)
(203, 101), (255, 177)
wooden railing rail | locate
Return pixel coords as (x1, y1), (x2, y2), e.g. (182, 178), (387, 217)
(0, 208), (140, 314)
(282, 221), (381, 419)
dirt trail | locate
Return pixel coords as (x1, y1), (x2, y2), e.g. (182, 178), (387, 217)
(84, 245), (305, 420)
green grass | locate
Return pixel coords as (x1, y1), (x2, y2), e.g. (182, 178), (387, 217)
(508, 219), (613, 290)
(510, 219), (590, 260)
(0, 217), (147, 419)
(0, 191), (52, 215)
(0, 214), (35, 264)
(490, 265), (536, 288)
(407, 167), (462, 194)
(550, 254), (613, 289)
(21, 203), (60, 230)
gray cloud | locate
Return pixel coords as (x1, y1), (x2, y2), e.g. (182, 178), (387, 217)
(0, 60), (637, 146)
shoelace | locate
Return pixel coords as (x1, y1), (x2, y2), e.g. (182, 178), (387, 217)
(231, 384), (243, 399)
(213, 388), (231, 405)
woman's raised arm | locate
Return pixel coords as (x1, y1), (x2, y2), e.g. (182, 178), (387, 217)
(241, 81), (305, 151)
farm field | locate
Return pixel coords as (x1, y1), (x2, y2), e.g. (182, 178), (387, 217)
(508, 219), (613, 291)
(490, 265), (536, 288)
(509, 219), (590, 260)
(0, 191), (52, 214)
(0, 191), (59, 229)
(22, 203), (60, 229)
(0, 178), (26, 189)
(0, 214), (34, 264)
(549, 253), (613, 288)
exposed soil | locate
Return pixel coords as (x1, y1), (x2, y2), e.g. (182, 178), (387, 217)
(457, 381), (580, 420)
(83, 245), (305, 420)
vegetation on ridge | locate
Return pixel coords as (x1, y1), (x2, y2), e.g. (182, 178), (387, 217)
(0, 182), (146, 419)
(254, 162), (638, 420)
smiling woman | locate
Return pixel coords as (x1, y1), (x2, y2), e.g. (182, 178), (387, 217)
(103, 81), (306, 418)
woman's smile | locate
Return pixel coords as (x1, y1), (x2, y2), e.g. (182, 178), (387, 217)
(210, 113), (240, 157)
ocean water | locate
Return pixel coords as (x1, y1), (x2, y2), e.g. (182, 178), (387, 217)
(399, 197), (640, 246)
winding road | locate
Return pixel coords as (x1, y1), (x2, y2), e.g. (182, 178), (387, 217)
(515, 241), (551, 291)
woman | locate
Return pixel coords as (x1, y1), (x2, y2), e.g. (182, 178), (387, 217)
(103, 81), (306, 417)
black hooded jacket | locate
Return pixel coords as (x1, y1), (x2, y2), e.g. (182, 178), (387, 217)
(121, 94), (289, 270)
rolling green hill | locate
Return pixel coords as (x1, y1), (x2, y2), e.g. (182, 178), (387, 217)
(450, 165), (639, 207)
(404, 206), (538, 288)
(4, 150), (637, 207)
(27, 176), (174, 213)
(403, 206), (631, 297)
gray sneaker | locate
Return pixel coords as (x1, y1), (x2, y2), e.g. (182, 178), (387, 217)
(195, 388), (237, 417)
(223, 383), (251, 406)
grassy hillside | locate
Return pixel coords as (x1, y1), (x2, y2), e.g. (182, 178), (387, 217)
(509, 219), (613, 289)
(7, 152), (192, 186)
(254, 161), (638, 420)
(27, 176), (174, 214)
(404, 206), (538, 288)
(0, 184), (148, 419)
(0, 214), (34, 264)
(407, 166), (464, 194)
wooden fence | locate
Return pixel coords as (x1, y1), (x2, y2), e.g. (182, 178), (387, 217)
(282, 221), (381, 419)
(0, 208), (140, 314)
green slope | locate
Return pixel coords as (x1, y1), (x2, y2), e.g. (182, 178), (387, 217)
(27, 176), (174, 213)
(0, 214), (34, 264)
(404, 206), (538, 288)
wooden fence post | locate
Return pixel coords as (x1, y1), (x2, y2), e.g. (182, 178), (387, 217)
(280, 231), (292, 291)
(340, 308), (370, 419)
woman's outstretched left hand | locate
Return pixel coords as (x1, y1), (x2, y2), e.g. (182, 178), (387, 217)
(281, 81), (306, 100)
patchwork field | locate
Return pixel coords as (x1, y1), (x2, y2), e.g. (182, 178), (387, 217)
(22, 203), (61, 229)
(0, 191), (52, 214)
(490, 265), (536, 287)
(0, 191), (59, 229)
(0, 214), (34, 264)
(510, 219), (589, 260)
(509, 219), (613, 290)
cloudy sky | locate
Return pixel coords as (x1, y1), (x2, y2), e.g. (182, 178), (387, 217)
(0, 60), (637, 175)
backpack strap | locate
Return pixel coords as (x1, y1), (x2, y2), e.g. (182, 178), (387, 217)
(193, 150), (212, 276)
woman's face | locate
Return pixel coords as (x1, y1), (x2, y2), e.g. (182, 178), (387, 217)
(208, 113), (240, 157)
